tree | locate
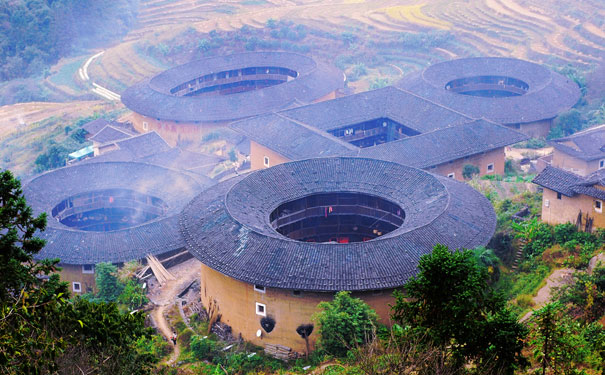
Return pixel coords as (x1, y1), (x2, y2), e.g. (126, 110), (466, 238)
(0, 170), (52, 301)
(95, 262), (124, 302)
(391, 244), (527, 373)
(530, 302), (587, 375)
(0, 169), (155, 374)
(314, 291), (378, 357)
(462, 163), (480, 179)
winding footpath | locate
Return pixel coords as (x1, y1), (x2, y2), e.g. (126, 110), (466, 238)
(147, 258), (202, 365)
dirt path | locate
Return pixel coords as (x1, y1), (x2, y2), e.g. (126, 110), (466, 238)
(520, 268), (575, 322)
(147, 257), (202, 365)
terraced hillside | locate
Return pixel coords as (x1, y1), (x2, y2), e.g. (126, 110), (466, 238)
(82, 0), (603, 95)
(1, 0), (603, 178)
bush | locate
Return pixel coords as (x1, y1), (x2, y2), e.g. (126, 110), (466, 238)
(516, 294), (534, 309)
(314, 291), (378, 357)
(462, 164), (480, 179)
(190, 335), (218, 361)
(554, 223), (578, 244)
(513, 137), (547, 149)
(178, 328), (194, 347)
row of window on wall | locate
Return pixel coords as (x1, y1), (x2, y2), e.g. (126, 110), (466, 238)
(447, 162), (494, 179)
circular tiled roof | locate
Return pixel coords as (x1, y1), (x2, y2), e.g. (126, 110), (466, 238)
(180, 157), (496, 291)
(24, 162), (214, 265)
(121, 52), (344, 123)
(397, 57), (580, 124)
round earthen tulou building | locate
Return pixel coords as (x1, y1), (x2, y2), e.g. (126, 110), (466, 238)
(24, 161), (214, 293)
(397, 57), (581, 137)
(121, 52), (344, 146)
(180, 157), (497, 354)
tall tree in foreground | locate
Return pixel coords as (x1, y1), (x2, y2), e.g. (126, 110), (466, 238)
(391, 244), (528, 374)
(0, 170), (155, 374)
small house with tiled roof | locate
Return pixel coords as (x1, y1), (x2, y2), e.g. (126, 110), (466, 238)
(181, 157), (496, 354)
(231, 86), (527, 181)
(534, 166), (605, 232)
(547, 125), (605, 176)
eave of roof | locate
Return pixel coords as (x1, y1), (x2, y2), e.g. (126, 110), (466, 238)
(396, 57), (581, 124)
(181, 157), (496, 291)
(121, 52), (344, 123)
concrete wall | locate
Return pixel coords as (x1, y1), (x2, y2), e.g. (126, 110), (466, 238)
(57, 263), (96, 294)
(200, 264), (396, 353)
(250, 141), (292, 170)
(541, 188), (605, 229)
(551, 149), (601, 176)
(427, 147), (506, 182)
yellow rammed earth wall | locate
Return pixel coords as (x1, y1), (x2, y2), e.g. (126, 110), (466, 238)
(250, 141), (292, 171)
(428, 147), (506, 182)
(130, 112), (228, 147)
(515, 119), (552, 138)
(56, 263), (96, 295)
(250, 142), (506, 183)
(541, 188), (605, 229)
(200, 264), (396, 354)
(551, 148), (602, 176)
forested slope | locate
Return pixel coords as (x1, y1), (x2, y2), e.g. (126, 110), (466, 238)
(0, 0), (139, 81)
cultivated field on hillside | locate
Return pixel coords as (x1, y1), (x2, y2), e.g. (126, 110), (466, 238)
(0, 0), (603, 176)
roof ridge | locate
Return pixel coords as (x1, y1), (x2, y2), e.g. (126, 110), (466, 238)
(273, 112), (358, 151)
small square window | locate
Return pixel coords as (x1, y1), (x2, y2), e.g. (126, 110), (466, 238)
(292, 290), (302, 297)
(600, 160), (605, 169)
(596, 200), (603, 213)
(255, 302), (266, 316)
(487, 163), (494, 173)
(82, 264), (94, 274)
(72, 282), (81, 293)
(557, 192), (562, 200)
(254, 285), (265, 293)
(447, 172), (455, 179)
(372, 290), (383, 296)
(263, 156), (270, 167)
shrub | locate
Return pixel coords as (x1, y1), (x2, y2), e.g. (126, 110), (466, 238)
(179, 328), (194, 347)
(314, 291), (378, 357)
(516, 294), (534, 309)
(190, 335), (218, 361)
(554, 223), (578, 244)
(462, 164), (480, 179)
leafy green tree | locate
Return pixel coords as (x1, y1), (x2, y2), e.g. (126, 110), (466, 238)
(314, 291), (378, 357)
(95, 262), (124, 303)
(0, 170), (154, 373)
(530, 302), (587, 375)
(472, 246), (501, 282)
(549, 109), (586, 138)
(391, 244), (527, 373)
(118, 279), (149, 311)
(462, 164), (480, 179)
(34, 143), (68, 172)
(0, 170), (53, 300)
(512, 217), (554, 258)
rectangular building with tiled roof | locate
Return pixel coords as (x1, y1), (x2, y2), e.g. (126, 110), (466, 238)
(533, 166), (605, 231)
(549, 124), (605, 176)
(231, 86), (528, 181)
